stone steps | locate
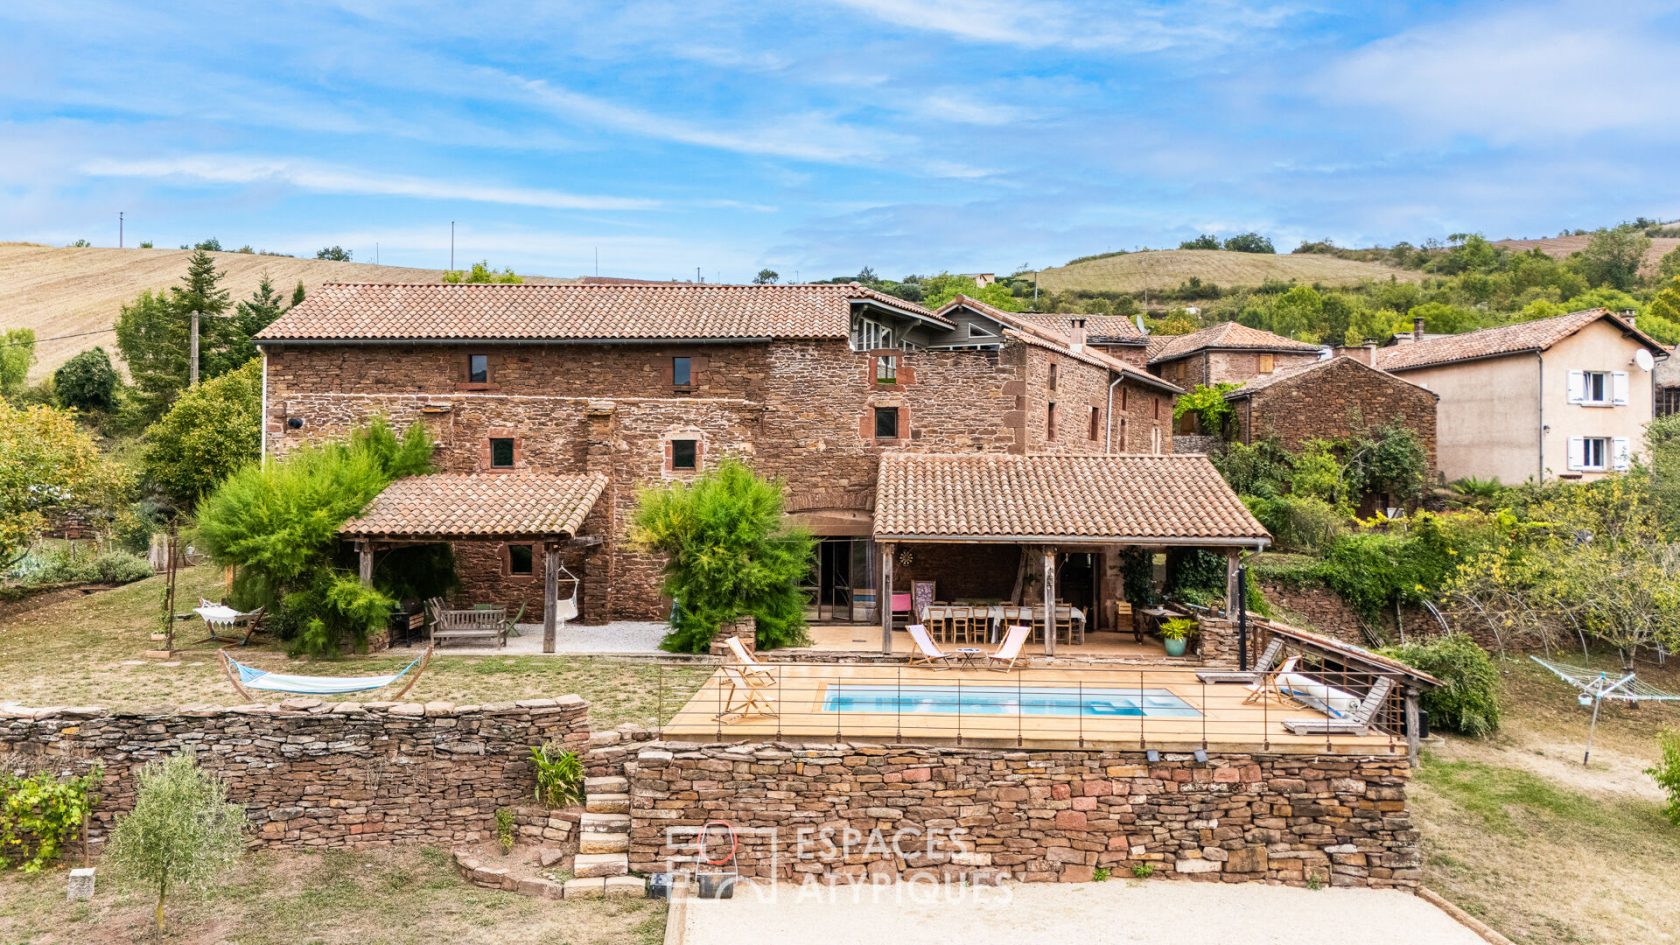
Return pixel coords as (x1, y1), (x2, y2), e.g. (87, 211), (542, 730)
(580, 811), (629, 831)
(584, 775), (628, 795)
(563, 875), (644, 899)
(580, 830), (629, 854)
(585, 792), (629, 814)
(573, 852), (629, 878)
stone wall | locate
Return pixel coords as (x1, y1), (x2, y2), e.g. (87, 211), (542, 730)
(1257, 579), (1456, 649)
(1232, 358), (1439, 475)
(628, 742), (1417, 889)
(0, 697), (590, 849)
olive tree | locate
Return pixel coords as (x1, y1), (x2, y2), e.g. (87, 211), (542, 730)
(105, 753), (246, 932)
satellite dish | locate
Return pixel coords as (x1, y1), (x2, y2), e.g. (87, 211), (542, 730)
(1635, 348), (1655, 372)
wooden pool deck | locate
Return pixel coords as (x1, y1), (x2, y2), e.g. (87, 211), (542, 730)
(662, 662), (1402, 755)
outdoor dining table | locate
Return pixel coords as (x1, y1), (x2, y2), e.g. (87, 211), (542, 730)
(922, 604), (1085, 644)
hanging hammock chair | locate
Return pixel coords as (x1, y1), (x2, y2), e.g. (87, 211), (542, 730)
(219, 648), (432, 701)
(555, 563), (580, 625)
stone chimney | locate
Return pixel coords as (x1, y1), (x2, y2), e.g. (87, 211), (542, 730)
(1069, 317), (1088, 352)
(1621, 309), (1638, 329)
(1413, 315), (1426, 340)
(1333, 344), (1375, 365)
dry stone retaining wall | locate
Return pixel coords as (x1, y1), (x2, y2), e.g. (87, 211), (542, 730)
(628, 741), (1417, 889)
(0, 697), (590, 849)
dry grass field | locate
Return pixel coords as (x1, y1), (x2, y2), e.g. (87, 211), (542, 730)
(1034, 249), (1426, 294)
(0, 243), (571, 380)
(1492, 234), (1680, 275)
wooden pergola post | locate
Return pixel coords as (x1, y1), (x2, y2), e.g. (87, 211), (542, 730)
(1042, 546), (1057, 656)
(543, 540), (560, 655)
(357, 540), (374, 587)
(880, 542), (895, 656)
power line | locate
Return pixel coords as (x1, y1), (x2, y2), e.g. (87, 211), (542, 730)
(0, 311), (249, 348)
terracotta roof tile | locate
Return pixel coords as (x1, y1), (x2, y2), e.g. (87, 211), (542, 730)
(1015, 312), (1146, 342)
(1223, 355), (1436, 399)
(257, 282), (944, 342)
(937, 297), (1181, 394)
(873, 453), (1268, 544)
(1373, 308), (1665, 372)
(1147, 322), (1320, 364)
(341, 474), (607, 539)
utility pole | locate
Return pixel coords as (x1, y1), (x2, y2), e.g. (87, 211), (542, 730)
(594, 245), (599, 277)
(119, 211), (124, 248)
(189, 310), (200, 386)
(450, 221), (455, 271)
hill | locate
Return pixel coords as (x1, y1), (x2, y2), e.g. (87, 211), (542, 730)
(1034, 249), (1426, 294)
(0, 244), (572, 380)
(1492, 234), (1679, 274)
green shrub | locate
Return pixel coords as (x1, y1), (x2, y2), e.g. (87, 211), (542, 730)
(88, 550), (152, 584)
(1647, 729), (1680, 825)
(630, 459), (815, 653)
(1244, 495), (1345, 552)
(495, 808), (516, 854)
(282, 575), (395, 656)
(0, 767), (102, 872)
(1381, 632), (1501, 737)
(530, 744), (584, 807)
(106, 753), (245, 933)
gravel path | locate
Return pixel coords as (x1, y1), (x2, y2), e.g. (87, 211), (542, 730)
(442, 621), (668, 655)
(683, 881), (1488, 945)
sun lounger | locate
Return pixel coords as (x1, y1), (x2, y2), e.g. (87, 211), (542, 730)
(1244, 654), (1299, 705)
(724, 636), (775, 684)
(1282, 677), (1394, 736)
(1198, 637), (1284, 684)
(906, 624), (953, 669)
(714, 663), (777, 721)
(987, 624), (1033, 672)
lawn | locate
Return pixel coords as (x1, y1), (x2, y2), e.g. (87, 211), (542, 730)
(0, 846), (665, 945)
(1411, 656), (1680, 945)
(0, 567), (709, 726)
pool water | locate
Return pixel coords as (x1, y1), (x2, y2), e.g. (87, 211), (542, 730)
(821, 684), (1200, 718)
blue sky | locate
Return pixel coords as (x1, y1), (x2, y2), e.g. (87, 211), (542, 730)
(3, 0), (1678, 281)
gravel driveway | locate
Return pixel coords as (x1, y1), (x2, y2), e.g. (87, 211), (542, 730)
(682, 880), (1488, 945)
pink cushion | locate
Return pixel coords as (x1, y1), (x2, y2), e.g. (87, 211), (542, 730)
(890, 593), (913, 612)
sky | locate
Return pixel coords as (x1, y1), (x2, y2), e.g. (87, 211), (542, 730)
(3, 0), (1679, 282)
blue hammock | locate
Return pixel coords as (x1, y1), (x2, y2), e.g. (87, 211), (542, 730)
(219, 649), (431, 699)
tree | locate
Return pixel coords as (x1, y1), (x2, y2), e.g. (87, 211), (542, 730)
(115, 250), (242, 423)
(291, 280), (307, 306)
(1222, 232), (1275, 254)
(215, 274), (288, 374)
(0, 400), (132, 565)
(192, 238), (223, 251)
(630, 458), (815, 653)
(141, 360), (262, 509)
(1172, 383), (1240, 436)
(753, 269), (779, 284)
(1179, 234), (1221, 250)
(1659, 246), (1680, 283)
(105, 753), (245, 933)
(53, 347), (119, 412)
(315, 245), (352, 261)
(0, 328), (36, 396)
(917, 273), (1023, 312)
(442, 261), (522, 284)
(1571, 228), (1652, 290)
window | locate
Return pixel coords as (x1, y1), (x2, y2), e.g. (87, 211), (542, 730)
(876, 355), (898, 384)
(1258, 353), (1275, 374)
(851, 316), (895, 352)
(1047, 402), (1057, 440)
(874, 406), (900, 439)
(672, 356), (693, 388)
(507, 544), (534, 576)
(1048, 363), (1058, 390)
(1570, 370), (1627, 406)
(1584, 371), (1608, 404)
(1089, 406), (1101, 441)
(671, 439), (698, 470)
(1120, 386), (1128, 410)
(967, 322), (996, 339)
(489, 437), (516, 469)
(1582, 437), (1607, 471)
(466, 353), (490, 385)
(1153, 396), (1161, 420)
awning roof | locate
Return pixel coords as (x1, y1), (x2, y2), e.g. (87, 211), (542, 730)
(341, 473), (607, 540)
(872, 453), (1270, 546)
(1262, 620), (1442, 688)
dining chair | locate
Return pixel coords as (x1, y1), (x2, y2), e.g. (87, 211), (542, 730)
(1054, 605), (1073, 645)
(949, 606), (973, 645)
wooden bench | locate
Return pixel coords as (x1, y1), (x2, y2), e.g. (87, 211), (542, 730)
(432, 607), (507, 648)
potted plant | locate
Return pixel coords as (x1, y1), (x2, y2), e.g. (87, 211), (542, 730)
(1158, 617), (1196, 657)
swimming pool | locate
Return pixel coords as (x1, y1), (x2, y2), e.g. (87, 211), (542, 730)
(820, 684), (1201, 718)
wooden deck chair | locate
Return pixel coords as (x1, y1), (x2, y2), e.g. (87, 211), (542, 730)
(1282, 677), (1394, 736)
(1244, 654), (1299, 705)
(906, 624), (953, 669)
(723, 636), (774, 684)
(715, 663), (777, 721)
(987, 624), (1033, 672)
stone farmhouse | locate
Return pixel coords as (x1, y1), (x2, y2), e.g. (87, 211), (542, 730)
(1146, 321), (1322, 392)
(1374, 308), (1667, 483)
(256, 283), (1277, 648)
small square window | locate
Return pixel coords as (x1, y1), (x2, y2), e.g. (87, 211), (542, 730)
(671, 439), (698, 470)
(874, 406), (899, 439)
(507, 544), (534, 576)
(673, 356), (693, 387)
(489, 437), (516, 469)
(468, 354), (490, 384)
(876, 355), (897, 384)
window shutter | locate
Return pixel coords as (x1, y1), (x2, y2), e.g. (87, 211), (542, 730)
(1567, 437), (1585, 471)
(1567, 370), (1585, 404)
(1612, 371), (1629, 405)
(1613, 437), (1631, 471)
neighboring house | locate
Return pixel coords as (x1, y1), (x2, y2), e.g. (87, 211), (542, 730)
(1373, 309), (1667, 483)
(1655, 343), (1680, 417)
(254, 283), (1193, 629)
(1224, 355), (1441, 500)
(1016, 313), (1151, 368)
(1146, 322), (1323, 392)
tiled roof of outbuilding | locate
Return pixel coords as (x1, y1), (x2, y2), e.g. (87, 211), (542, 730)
(256, 282), (944, 342)
(341, 474), (607, 539)
(1147, 322), (1321, 364)
(873, 453), (1269, 545)
(1016, 313), (1147, 342)
(1372, 309), (1666, 372)
(1223, 355), (1437, 399)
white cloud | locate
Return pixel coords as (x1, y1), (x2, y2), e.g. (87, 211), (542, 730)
(827, 0), (1301, 54)
(80, 155), (661, 212)
(1318, 3), (1680, 143)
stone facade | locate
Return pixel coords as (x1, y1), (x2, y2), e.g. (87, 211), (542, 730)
(264, 333), (1175, 622)
(628, 741), (1418, 889)
(0, 697), (590, 849)
(1230, 358), (1439, 475)
(1155, 349), (1321, 391)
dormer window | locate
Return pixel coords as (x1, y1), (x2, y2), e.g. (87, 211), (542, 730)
(967, 322), (997, 339)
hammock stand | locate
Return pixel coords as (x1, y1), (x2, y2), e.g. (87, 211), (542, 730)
(1532, 656), (1680, 764)
(219, 648), (432, 702)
